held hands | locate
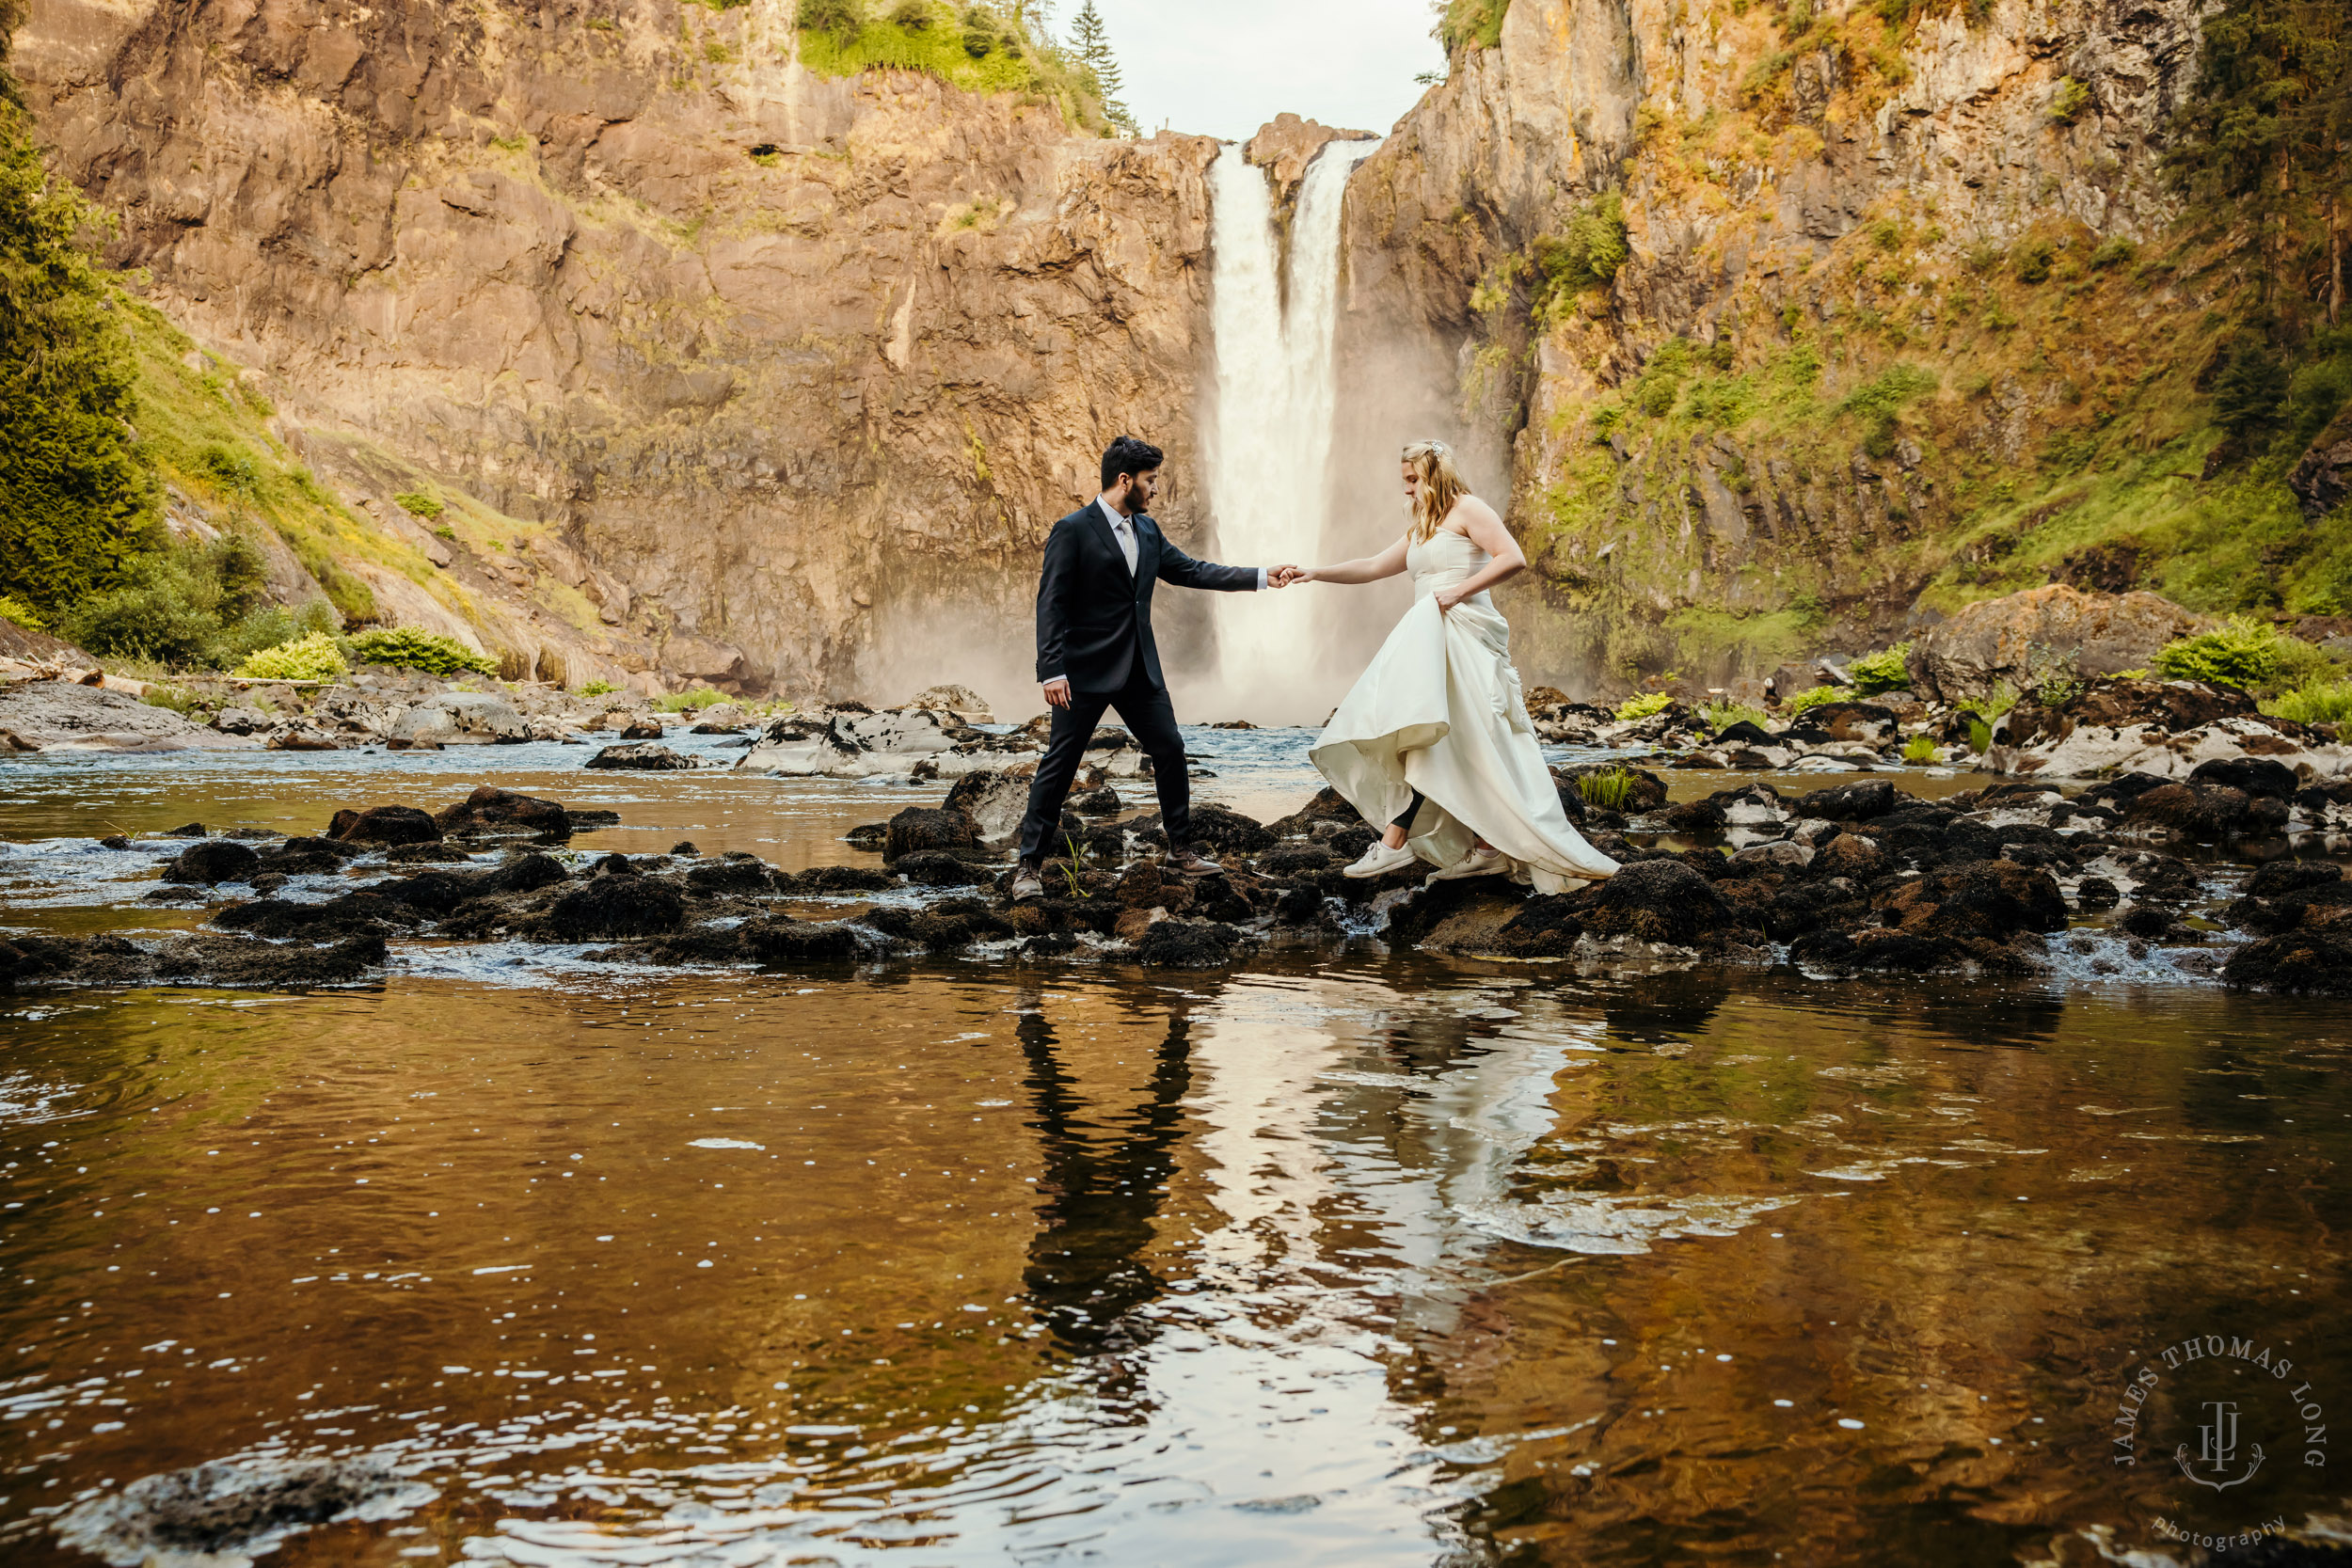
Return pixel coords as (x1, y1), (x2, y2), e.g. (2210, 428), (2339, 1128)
(1042, 676), (1073, 709)
(1270, 564), (1312, 588)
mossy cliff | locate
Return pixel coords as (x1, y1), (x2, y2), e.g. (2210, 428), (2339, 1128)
(11, 0), (1211, 696)
(1334, 0), (2352, 697)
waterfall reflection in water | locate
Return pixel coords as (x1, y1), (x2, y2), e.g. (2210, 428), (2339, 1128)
(0, 959), (2345, 1566)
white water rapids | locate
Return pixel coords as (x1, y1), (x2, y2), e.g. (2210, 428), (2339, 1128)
(1204, 137), (1378, 722)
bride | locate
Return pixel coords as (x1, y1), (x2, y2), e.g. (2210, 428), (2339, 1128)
(1290, 440), (1619, 889)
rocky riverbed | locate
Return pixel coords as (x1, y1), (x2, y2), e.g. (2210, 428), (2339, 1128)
(7, 753), (2350, 997)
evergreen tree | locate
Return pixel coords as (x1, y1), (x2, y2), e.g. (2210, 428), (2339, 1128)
(1069, 1), (1135, 135)
(1, 15), (161, 610)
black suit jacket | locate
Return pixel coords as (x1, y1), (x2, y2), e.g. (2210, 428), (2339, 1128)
(1034, 502), (1259, 693)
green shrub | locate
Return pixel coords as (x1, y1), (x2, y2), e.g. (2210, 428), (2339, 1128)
(651, 687), (730, 712)
(237, 631), (347, 682)
(344, 626), (499, 677)
(2049, 75), (2090, 123)
(1845, 642), (1913, 694)
(59, 536), (291, 669)
(2211, 340), (2290, 443)
(1576, 768), (1637, 811)
(1533, 192), (1629, 309)
(2012, 237), (2055, 284)
(1614, 690), (1673, 721)
(1, 97), (162, 614)
(2150, 615), (2320, 692)
(1434, 0), (1511, 53)
(1968, 717), (1993, 752)
(1971, 680), (2020, 720)
(2266, 680), (2352, 725)
(1783, 684), (1847, 716)
(1837, 364), (1937, 458)
(1699, 699), (1772, 734)
(0, 592), (44, 629)
(580, 678), (621, 697)
(1902, 734), (1939, 763)
(2089, 234), (2137, 270)
(393, 490), (444, 520)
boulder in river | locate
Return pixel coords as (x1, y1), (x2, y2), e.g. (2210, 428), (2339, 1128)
(1906, 585), (2204, 703)
(586, 742), (696, 770)
(943, 770), (1037, 843)
(388, 692), (529, 746)
(55, 1454), (430, 1564)
(539, 875), (687, 939)
(1575, 859), (1756, 950)
(328, 805), (442, 845)
(884, 805), (981, 862)
(1989, 677), (2352, 782)
(0, 680), (257, 752)
(434, 785), (573, 837)
(164, 840), (262, 884)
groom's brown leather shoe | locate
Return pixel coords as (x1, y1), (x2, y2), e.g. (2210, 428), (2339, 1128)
(1010, 863), (1045, 902)
(1166, 845), (1223, 878)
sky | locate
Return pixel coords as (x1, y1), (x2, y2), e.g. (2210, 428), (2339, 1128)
(1069, 0), (1442, 142)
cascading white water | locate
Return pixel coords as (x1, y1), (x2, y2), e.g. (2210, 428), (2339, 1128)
(1204, 136), (1378, 720)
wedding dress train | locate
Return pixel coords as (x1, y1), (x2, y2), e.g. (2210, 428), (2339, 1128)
(1309, 529), (1619, 892)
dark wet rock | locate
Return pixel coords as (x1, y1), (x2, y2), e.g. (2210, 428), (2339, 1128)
(2122, 783), (2252, 841)
(571, 809), (623, 827)
(213, 890), (419, 940)
(1812, 832), (1889, 880)
(538, 877), (687, 939)
(54, 1455), (428, 1563)
(1112, 861), (1194, 913)
(1572, 859), (1756, 949)
(1073, 786), (1123, 816)
(2223, 928), (2352, 994)
(1270, 880), (1327, 926)
(485, 852), (569, 895)
(2003, 678), (2255, 748)
(2118, 905), (2203, 942)
(2247, 861), (2344, 898)
(619, 718), (665, 740)
(434, 784), (573, 837)
(2074, 876), (2122, 911)
(884, 806), (981, 862)
(1792, 779), (1898, 821)
(327, 805), (442, 846)
(1131, 918), (1253, 967)
(384, 842), (474, 863)
(1128, 803), (1276, 855)
(2077, 771), (2178, 813)
(606, 927), (755, 966)
(591, 852), (635, 876)
(586, 743), (696, 770)
(783, 865), (898, 895)
(845, 822), (888, 849)
(164, 840), (262, 885)
(165, 822), (207, 837)
(685, 855), (776, 895)
(740, 915), (861, 962)
(1875, 861), (2069, 944)
(1387, 880), (1589, 958)
(2188, 756), (2298, 800)
(1019, 929), (1081, 956)
(1661, 799), (1727, 835)
(1255, 843), (1337, 877)
(1729, 841), (1811, 872)
(1713, 719), (1779, 748)
(98, 834), (133, 850)
(6, 931), (389, 990)
(2221, 879), (2352, 936)
(1782, 703), (1899, 745)
(1788, 926), (2043, 976)
(2048, 800), (2119, 831)
(2095, 850), (2205, 903)
(1264, 785), (1364, 839)
(895, 849), (986, 886)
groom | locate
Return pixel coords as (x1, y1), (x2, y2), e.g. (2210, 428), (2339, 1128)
(1010, 436), (1297, 902)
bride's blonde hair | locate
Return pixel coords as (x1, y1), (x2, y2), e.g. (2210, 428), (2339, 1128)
(1403, 439), (1469, 543)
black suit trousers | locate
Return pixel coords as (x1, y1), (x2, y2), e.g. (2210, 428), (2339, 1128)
(1016, 672), (1193, 863)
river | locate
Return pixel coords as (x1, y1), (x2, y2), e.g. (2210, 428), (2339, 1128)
(1, 731), (2344, 1565)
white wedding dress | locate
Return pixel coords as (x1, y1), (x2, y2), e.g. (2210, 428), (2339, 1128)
(1310, 529), (1619, 892)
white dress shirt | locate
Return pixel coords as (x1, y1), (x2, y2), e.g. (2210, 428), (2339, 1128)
(1041, 496), (1264, 687)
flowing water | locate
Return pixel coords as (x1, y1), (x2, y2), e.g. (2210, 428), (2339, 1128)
(1204, 138), (1381, 723)
(2, 739), (2348, 1565)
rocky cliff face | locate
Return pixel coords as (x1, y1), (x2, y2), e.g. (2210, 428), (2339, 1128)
(1332, 0), (2216, 694)
(15, 0), (1217, 699)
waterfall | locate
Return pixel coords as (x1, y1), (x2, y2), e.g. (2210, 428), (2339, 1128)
(1203, 136), (1378, 721)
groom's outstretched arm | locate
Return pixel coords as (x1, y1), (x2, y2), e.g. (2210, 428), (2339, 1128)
(1155, 537), (1265, 594)
(1035, 517), (1082, 684)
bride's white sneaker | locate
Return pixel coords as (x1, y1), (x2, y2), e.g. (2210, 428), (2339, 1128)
(1343, 841), (1421, 879)
(1430, 846), (1508, 880)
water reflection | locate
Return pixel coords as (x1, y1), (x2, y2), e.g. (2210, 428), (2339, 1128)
(0, 965), (2345, 1566)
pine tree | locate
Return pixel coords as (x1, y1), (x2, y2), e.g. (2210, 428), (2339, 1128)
(1069, 0), (1135, 135)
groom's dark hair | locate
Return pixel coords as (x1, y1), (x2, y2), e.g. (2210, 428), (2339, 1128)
(1101, 436), (1164, 492)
